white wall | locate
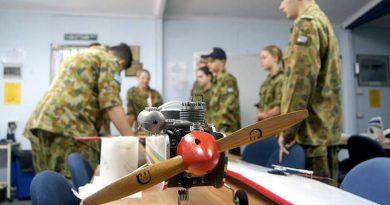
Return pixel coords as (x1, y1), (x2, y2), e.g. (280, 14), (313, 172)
(163, 17), (356, 132)
(352, 27), (390, 132)
(163, 17), (292, 101)
(0, 12), (162, 149)
(3, 11), (388, 149)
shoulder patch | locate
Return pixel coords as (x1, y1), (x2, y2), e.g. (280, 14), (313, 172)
(301, 15), (313, 20)
(296, 35), (309, 45)
(227, 87), (234, 94)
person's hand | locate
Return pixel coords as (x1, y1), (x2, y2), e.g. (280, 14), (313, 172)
(278, 135), (296, 162)
(256, 110), (265, 121)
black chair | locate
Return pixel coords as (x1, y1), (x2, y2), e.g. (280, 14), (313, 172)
(30, 171), (80, 205)
(67, 153), (94, 190)
(341, 157), (390, 205)
(339, 135), (388, 182)
(242, 137), (279, 166)
(266, 144), (306, 170)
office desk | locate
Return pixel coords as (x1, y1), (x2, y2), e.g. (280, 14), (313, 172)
(227, 160), (378, 205)
(101, 181), (274, 205)
(89, 165), (274, 205)
(0, 142), (19, 200)
(340, 134), (390, 150)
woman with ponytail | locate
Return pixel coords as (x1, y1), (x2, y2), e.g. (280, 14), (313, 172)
(256, 45), (284, 121)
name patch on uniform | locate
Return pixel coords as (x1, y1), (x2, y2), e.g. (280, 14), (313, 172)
(114, 73), (122, 84)
(227, 87), (234, 94)
(296, 35), (309, 45)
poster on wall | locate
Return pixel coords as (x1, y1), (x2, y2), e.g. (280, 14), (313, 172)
(4, 82), (21, 104)
(369, 89), (381, 108)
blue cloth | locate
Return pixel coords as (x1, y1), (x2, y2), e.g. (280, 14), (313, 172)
(341, 157), (390, 205)
(266, 144), (305, 170)
(242, 137), (279, 166)
(30, 170), (80, 205)
(67, 153), (94, 190)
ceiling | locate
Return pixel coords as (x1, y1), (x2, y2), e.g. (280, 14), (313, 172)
(0, 0), (383, 26)
(165, 0), (369, 24)
(0, 0), (161, 17)
(363, 14), (390, 28)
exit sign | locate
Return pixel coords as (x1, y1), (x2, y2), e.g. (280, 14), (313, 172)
(64, 33), (98, 41)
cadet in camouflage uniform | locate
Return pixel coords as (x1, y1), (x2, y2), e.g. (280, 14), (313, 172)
(278, 0), (341, 185)
(24, 43), (134, 177)
(190, 81), (203, 98)
(203, 47), (241, 155)
(257, 45), (284, 121)
(126, 69), (163, 134)
(190, 66), (213, 123)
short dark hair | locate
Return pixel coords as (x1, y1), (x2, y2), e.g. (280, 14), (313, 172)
(197, 66), (213, 81)
(108, 43), (133, 69)
(89, 42), (101, 47)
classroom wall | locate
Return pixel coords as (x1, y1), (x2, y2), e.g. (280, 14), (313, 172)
(163, 18), (292, 102)
(162, 17), (357, 132)
(1, 11), (387, 149)
(351, 26), (390, 132)
(0, 12), (163, 149)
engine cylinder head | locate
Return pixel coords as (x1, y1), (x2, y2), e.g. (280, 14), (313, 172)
(180, 101), (206, 125)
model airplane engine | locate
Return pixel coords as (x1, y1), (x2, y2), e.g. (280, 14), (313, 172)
(137, 100), (226, 189)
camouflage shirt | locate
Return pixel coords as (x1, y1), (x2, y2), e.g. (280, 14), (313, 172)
(24, 46), (122, 138)
(258, 69), (284, 111)
(281, 4), (342, 147)
(191, 82), (212, 123)
(209, 70), (241, 132)
(126, 86), (163, 132)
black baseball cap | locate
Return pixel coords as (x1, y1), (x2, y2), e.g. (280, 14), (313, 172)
(201, 47), (226, 60)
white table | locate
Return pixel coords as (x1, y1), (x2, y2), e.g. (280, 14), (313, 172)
(227, 160), (378, 205)
(0, 142), (19, 201)
(341, 133), (390, 149)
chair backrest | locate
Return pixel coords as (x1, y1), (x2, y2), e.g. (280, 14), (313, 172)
(67, 153), (94, 190)
(242, 137), (279, 166)
(30, 170), (80, 205)
(340, 157), (390, 205)
(384, 128), (390, 139)
(347, 135), (388, 167)
(266, 144), (305, 170)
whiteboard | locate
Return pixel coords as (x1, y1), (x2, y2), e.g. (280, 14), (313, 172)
(226, 54), (268, 127)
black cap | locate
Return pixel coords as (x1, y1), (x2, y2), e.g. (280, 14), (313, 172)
(201, 47), (226, 60)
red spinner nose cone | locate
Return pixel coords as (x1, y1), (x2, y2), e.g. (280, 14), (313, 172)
(177, 131), (220, 176)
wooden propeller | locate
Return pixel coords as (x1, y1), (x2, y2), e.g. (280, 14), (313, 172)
(82, 156), (186, 205)
(82, 109), (308, 205)
(216, 110), (308, 152)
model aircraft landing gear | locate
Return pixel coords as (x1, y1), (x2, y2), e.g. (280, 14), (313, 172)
(178, 189), (189, 205)
(234, 189), (248, 205)
(224, 184), (248, 205)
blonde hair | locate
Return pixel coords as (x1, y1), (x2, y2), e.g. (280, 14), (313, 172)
(136, 69), (151, 79)
(262, 45), (283, 65)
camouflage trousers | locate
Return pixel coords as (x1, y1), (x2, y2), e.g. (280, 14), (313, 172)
(302, 145), (339, 186)
(29, 129), (99, 178)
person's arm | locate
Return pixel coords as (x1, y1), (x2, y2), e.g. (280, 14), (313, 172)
(98, 57), (133, 136)
(257, 106), (281, 121)
(127, 114), (135, 129)
(279, 18), (321, 160)
(155, 91), (163, 107)
(267, 106), (281, 117)
(126, 89), (136, 129)
(107, 105), (134, 136)
(217, 78), (240, 132)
